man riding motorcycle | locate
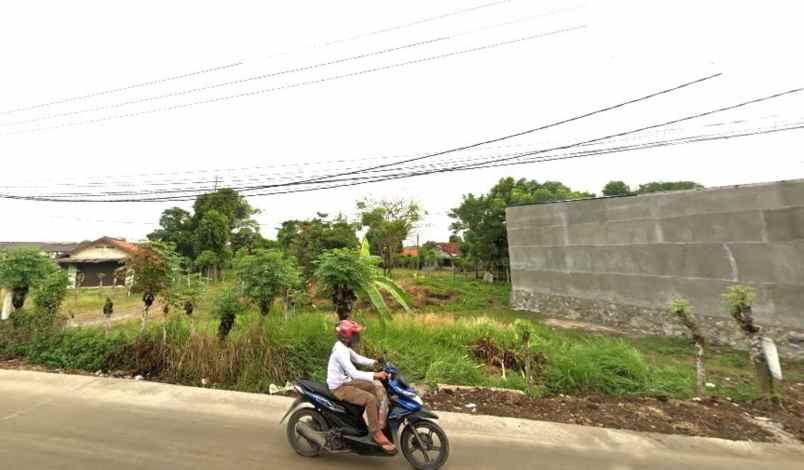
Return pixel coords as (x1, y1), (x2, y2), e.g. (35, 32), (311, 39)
(327, 319), (395, 453)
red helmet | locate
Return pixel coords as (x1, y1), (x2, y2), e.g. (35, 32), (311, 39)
(336, 320), (364, 343)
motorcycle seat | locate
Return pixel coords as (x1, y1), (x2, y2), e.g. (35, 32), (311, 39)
(298, 380), (366, 417)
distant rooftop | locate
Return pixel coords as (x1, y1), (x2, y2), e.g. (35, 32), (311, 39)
(0, 241), (79, 253)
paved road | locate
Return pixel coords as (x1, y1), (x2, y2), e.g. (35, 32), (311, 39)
(1, 370), (802, 470)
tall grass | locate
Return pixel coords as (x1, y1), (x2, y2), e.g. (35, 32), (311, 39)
(0, 307), (703, 398)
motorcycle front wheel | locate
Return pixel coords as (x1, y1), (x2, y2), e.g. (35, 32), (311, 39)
(400, 420), (450, 470)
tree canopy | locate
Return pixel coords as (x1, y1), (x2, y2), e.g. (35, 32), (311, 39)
(277, 213), (358, 281)
(235, 249), (300, 316)
(449, 177), (593, 279)
(637, 181), (703, 194)
(357, 198), (422, 275)
(147, 188), (263, 271)
(602, 180), (633, 196)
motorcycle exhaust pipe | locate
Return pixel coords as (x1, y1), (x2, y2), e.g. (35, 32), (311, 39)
(296, 421), (327, 448)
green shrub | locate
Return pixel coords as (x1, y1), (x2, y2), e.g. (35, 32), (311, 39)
(543, 338), (651, 395)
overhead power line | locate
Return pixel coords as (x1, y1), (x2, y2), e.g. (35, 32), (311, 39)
(1, 11), (572, 129)
(0, 63), (244, 116)
(0, 71), (716, 200)
(4, 25), (586, 136)
(0, 0), (523, 117)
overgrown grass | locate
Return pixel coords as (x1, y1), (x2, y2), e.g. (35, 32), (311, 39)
(3, 271), (801, 401)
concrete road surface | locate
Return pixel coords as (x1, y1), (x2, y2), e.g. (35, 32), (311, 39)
(1, 370), (802, 470)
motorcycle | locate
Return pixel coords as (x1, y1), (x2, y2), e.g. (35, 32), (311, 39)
(281, 362), (450, 470)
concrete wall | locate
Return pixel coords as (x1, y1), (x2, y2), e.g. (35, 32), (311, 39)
(507, 179), (804, 358)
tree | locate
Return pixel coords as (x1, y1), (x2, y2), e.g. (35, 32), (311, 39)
(0, 248), (56, 311)
(148, 189), (264, 271)
(723, 286), (781, 400)
(418, 242), (440, 269)
(31, 266), (70, 316)
(450, 178), (593, 280)
(195, 250), (219, 280)
(103, 297), (114, 335)
(358, 198), (422, 276)
(147, 207), (195, 259)
(602, 180), (633, 196)
(121, 242), (180, 333)
(214, 288), (244, 341)
(193, 187), (259, 233)
(278, 214), (358, 281)
(670, 298), (706, 396)
(235, 249), (300, 317)
(194, 209), (230, 279)
(637, 181), (703, 194)
(314, 240), (410, 326)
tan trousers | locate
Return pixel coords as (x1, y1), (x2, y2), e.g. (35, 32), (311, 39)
(332, 380), (387, 433)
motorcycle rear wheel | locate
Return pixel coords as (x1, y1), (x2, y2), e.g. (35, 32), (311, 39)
(286, 407), (329, 457)
(400, 420), (450, 470)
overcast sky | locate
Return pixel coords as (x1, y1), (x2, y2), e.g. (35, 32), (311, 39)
(1, 0), (803, 244)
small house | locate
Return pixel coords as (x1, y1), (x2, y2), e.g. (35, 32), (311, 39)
(57, 237), (139, 287)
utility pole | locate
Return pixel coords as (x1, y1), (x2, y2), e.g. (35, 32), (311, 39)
(416, 233), (420, 271)
(213, 175), (220, 191)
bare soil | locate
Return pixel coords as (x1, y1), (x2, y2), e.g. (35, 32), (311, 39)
(424, 385), (804, 444)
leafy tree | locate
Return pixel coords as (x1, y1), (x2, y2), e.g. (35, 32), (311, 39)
(722, 285), (780, 400)
(147, 207), (195, 259)
(450, 177), (593, 280)
(231, 227), (264, 255)
(214, 288), (244, 341)
(418, 242), (440, 269)
(235, 249), (300, 317)
(193, 187), (259, 232)
(31, 266), (70, 316)
(0, 248), (56, 310)
(148, 188), (263, 271)
(195, 250), (219, 280)
(121, 242), (180, 333)
(194, 209), (230, 278)
(314, 240), (410, 326)
(357, 198), (422, 276)
(278, 214), (358, 281)
(602, 180), (633, 196)
(637, 181), (703, 194)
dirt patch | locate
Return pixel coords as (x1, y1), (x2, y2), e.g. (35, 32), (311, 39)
(403, 284), (457, 308)
(425, 387), (804, 444)
(470, 338), (520, 370)
(541, 317), (623, 335)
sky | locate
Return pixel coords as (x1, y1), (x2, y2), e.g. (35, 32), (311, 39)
(1, 0), (803, 244)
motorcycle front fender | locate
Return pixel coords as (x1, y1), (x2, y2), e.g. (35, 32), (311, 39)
(409, 409), (439, 421)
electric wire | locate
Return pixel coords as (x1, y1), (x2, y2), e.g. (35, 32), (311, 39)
(4, 26), (586, 136)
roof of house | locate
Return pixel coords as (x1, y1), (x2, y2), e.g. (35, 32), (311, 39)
(401, 247), (419, 257)
(400, 242), (460, 258)
(435, 242), (460, 257)
(70, 236), (140, 256)
(0, 241), (79, 253)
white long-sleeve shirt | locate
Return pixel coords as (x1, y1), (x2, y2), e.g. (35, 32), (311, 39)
(327, 341), (376, 390)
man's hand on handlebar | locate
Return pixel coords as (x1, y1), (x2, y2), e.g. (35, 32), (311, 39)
(374, 371), (389, 381)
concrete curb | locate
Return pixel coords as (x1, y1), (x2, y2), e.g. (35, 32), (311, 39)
(2, 369), (802, 461)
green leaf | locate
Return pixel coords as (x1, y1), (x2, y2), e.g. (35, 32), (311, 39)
(363, 285), (391, 328)
(374, 279), (411, 312)
(360, 237), (371, 258)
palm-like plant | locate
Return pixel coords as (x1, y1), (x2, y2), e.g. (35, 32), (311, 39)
(314, 239), (410, 326)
